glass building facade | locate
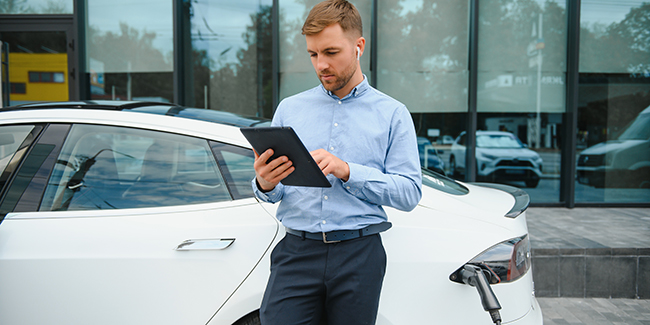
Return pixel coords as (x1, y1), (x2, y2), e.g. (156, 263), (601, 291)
(1, 0), (649, 206)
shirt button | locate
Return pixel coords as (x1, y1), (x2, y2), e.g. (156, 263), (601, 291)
(346, 186), (351, 190)
(338, 101), (342, 104)
(330, 146), (334, 150)
(334, 123), (339, 127)
(322, 220), (326, 224)
(324, 196), (328, 200)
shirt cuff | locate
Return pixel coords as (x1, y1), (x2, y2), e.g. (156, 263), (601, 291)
(252, 178), (283, 203)
(343, 162), (368, 196)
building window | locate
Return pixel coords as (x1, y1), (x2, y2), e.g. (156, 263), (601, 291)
(376, 0), (470, 185)
(28, 71), (65, 83)
(10, 83), (26, 94)
(0, 0), (73, 14)
(279, 0), (372, 101)
(86, 0), (173, 102)
(183, 0), (273, 117)
(473, 0), (568, 202)
(575, 1), (650, 203)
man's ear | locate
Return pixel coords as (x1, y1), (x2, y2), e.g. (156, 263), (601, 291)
(355, 37), (366, 59)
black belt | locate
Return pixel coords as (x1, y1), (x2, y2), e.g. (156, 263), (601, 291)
(285, 222), (392, 243)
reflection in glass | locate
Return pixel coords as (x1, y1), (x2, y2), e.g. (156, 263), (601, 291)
(449, 130), (543, 188)
(279, 0), (372, 100)
(0, 125), (35, 194)
(375, 0), (469, 194)
(41, 124), (230, 211)
(0, 0), (72, 14)
(86, 0), (174, 102)
(377, 0), (469, 114)
(576, 1), (650, 203)
(210, 141), (256, 199)
(475, 0), (567, 202)
(186, 0), (273, 117)
(412, 112), (466, 178)
(1, 31), (69, 105)
(478, 0), (567, 118)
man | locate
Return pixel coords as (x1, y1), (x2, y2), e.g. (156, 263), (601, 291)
(252, 0), (422, 324)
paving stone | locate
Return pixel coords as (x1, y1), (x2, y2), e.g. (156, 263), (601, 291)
(538, 298), (650, 325)
(527, 207), (650, 299)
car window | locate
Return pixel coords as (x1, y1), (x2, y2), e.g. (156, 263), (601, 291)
(422, 169), (468, 195)
(1, 124), (68, 218)
(0, 125), (38, 194)
(618, 113), (650, 140)
(210, 141), (255, 200)
(40, 124), (231, 211)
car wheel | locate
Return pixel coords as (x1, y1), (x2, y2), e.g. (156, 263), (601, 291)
(233, 311), (260, 325)
(525, 179), (539, 188)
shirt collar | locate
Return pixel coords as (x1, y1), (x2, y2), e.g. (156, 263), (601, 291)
(321, 75), (370, 101)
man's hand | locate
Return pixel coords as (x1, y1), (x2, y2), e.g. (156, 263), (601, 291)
(311, 149), (350, 182)
(254, 149), (295, 191)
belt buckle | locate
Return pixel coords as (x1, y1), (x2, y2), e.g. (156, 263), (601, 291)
(322, 232), (341, 244)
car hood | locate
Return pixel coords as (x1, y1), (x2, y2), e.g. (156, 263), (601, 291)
(477, 147), (539, 159)
(580, 139), (646, 156)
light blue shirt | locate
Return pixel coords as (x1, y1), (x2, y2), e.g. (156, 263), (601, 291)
(253, 77), (422, 233)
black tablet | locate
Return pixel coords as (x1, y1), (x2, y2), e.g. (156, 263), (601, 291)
(240, 127), (332, 188)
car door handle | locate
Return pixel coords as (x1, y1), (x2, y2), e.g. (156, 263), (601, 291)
(175, 238), (235, 251)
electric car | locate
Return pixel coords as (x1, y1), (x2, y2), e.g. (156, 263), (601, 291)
(0, 101), (542, 325)
(449, 131), (543, 188)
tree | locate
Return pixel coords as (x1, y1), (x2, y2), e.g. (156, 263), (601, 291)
(0, 0), (31, 14)
(87, 23), (173, 101)
(203, 4), (273, 117)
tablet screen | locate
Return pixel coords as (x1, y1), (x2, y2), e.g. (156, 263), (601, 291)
(240, 127), (332, 188)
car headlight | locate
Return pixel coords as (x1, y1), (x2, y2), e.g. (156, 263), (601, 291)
(481, 153), (498, 160)
(450, 235), (531, 284)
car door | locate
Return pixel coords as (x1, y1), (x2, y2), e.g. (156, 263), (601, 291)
(0, 122), (278, 325)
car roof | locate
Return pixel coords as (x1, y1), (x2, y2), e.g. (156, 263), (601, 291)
(0, 101), (271, 128)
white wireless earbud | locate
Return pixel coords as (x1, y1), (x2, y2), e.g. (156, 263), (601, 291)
(356, 46), (361, 60)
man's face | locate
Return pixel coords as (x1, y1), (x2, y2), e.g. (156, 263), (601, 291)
(305, 24), (361, 97)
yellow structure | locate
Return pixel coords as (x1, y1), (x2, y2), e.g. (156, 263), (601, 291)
(9, 53), (68, 103)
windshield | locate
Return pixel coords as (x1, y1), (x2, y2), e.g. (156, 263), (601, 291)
(476, 134), (524, 148)
(618, 113), (650, 140)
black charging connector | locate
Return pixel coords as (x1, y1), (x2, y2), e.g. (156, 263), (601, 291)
(460, 264), (503, 325)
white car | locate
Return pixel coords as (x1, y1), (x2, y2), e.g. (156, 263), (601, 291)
(577, 105), (650, 188)
(0, 102), (542, 325)
(449, 131), (543, 188)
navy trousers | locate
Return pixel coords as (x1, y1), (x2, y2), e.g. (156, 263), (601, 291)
(260, 233), (387, 325)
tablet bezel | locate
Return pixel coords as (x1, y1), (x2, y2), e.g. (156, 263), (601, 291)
(240, 127), (332, 188)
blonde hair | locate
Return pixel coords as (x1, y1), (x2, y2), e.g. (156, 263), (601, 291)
(302, 0), (362, 38)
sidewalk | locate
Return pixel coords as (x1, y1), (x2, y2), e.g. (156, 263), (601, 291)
(526, 207), (649, 299)
(526, 207), (650, 324)
(538, 297), (650, 325)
